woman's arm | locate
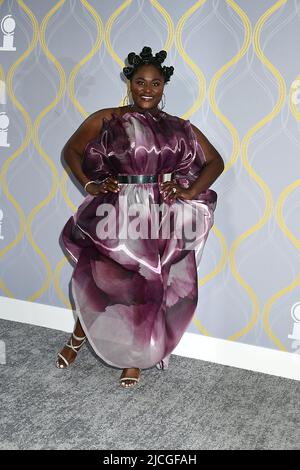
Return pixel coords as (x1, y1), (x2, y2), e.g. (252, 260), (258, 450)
(62, 109), (109, 189)
(160, 122), (225, 201)
(188, 123), (225, 196)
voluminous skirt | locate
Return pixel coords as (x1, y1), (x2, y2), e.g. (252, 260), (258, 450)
(61, 111), (217, 370)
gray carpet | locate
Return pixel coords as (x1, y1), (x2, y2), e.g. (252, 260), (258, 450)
(0, 318), (299, 450)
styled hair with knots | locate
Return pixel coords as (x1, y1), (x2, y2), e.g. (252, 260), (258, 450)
(122, 46), (174, 83)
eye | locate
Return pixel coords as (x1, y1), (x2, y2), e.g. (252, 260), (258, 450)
(135, 80), (161, 86)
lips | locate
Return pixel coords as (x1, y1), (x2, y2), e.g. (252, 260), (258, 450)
(140, 96), (153, 100)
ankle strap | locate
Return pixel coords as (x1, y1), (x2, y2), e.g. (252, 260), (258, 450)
(72, 333), (86, 341)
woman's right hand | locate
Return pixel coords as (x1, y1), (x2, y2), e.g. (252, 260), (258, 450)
(85, 176), (120, 196)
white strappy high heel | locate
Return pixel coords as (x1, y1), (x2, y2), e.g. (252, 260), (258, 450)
(56, 333), (86, 369)
(119, 368), (141, 388)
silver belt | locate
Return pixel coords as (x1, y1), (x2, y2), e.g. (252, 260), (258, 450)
(117, 172), (174, 184)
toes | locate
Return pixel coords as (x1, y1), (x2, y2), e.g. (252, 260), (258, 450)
(119, 368), (140, 387)
(121, 380), (135, 388)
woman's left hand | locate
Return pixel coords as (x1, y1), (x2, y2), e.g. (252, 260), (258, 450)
(159, 181), (196, 202)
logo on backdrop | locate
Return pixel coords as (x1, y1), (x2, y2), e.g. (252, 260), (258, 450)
(288, 302), (300, 355)
(0, 109), (10, 148)
(0, 14), (15, 148)
(0, 79), (5, 104)
(0, 77), (10, 149)
(0, 15), (16, 51)
(0, 38), (7, 238)
(291, 80), (300, 105)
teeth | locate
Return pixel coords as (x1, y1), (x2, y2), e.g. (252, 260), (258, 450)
(141, 96), (153, 100)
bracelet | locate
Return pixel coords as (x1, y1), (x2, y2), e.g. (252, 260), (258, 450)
(84, 176), (111, 192)
(84, 180), (97, 191)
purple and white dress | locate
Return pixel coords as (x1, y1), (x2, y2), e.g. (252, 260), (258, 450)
(61, 110), (217, 370)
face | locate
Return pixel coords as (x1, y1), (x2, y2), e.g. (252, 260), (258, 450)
(130, 65), (165, 111)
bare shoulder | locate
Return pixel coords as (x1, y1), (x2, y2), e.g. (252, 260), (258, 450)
(189, 121), (224, 166)
(162, 110), (179, 120)
(163, 112), (197, 129)
(84, 107), (117, 128)
(161, 111), (187, 126)
(189, 122), (205, 139)
(63, 108), (117, 156)
(75, 108), (115, 140)
(189, 121), (216, 145)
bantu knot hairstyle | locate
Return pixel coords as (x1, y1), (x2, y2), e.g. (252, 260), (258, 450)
(123, 46), (174, 83)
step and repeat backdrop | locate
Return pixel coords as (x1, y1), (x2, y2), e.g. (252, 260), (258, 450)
(0, 0), (300, 357)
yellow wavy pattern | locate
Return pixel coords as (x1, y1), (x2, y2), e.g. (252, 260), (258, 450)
(264, 8), (300, 350)
(69, 1), (104, 118)
(175, 0), (207, 121)
(105, 0), (133, 69)
(27, 0), (65, 302)
(275, 75), (300, 250)
(1, 0), (295, 353)
(54, 256), (70, 308)
(0, 0), (36, 295)
(263, 275), (300, 350)
(151, 0), (174, 51)
(229, 0), (287, 342)
(276, 180), (300, 252)
(55, 1), (104, 308)
(209, 0), (251, 171)
(176, 1), (211, 335)
(262, 0), (300, 351)
(0, 280), (13, 298)
(175, 1), (230, 335)
(60, 1), (104, 216)
(194, 1), (252, 337)
(193, 225), (228, 336)
(104, 0), (173, 95)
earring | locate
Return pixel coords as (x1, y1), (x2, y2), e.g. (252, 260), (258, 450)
(159, 92), (166, 110)
(122, 90), (139, 109)
(122, 91), (131, 106)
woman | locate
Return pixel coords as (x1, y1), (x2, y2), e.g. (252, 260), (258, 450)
(57, 46), (224, 388)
